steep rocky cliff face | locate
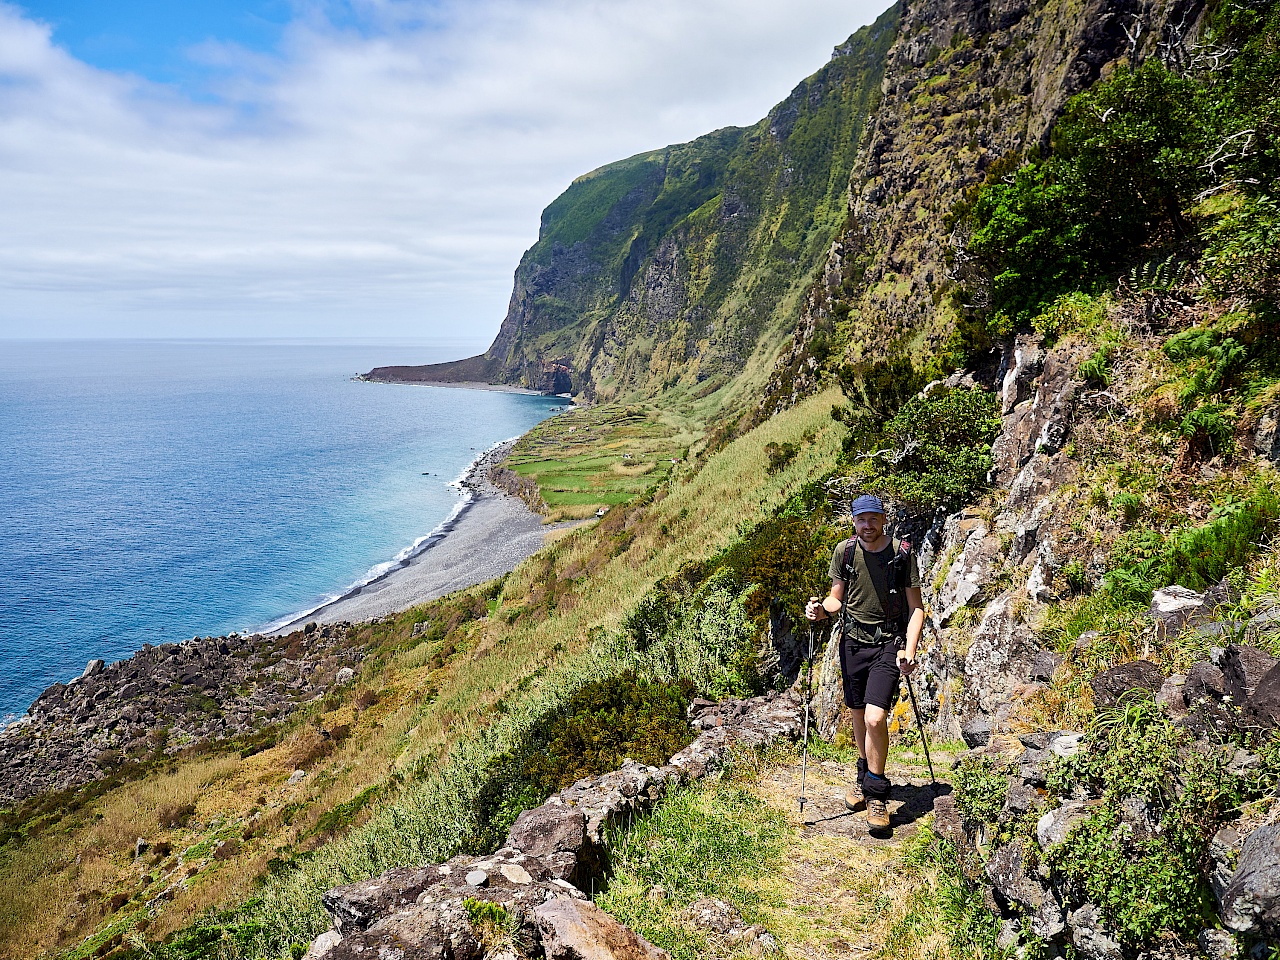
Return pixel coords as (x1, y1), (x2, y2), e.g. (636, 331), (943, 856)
(366, 7), (899, 401)
(374, 0), (1207, 412)
(762, 0), (1204, 412)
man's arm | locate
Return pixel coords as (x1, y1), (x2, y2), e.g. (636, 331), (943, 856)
(898, 586), (925, 674)
(805, 580), (845, 621)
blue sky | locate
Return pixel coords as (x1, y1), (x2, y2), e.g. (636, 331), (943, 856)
(0, 0), (886, 341)
(16, 0), (292, 84)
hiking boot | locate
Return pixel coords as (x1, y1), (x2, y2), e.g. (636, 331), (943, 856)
(866, 798), (890, 833)
(844, 780), (865, 812)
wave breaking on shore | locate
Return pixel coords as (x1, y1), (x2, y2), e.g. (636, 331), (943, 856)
(263, 437), (523, 634)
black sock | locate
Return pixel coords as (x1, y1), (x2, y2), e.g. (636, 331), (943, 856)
(863, 771), (890, 801)
(856, 756), (868, 786)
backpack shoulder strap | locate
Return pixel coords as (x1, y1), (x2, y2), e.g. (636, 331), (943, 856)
(842, 538), (857, 581)
(836, 538), (858, 639)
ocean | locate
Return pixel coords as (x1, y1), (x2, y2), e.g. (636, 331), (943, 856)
(0, 339), (561, 724)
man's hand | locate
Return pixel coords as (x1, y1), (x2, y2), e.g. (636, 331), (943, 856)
(897, 650), (917, 675)
(805, 597), (826, 621)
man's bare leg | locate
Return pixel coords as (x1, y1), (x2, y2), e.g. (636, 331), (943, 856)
(845, 709), (868, 811)
(850, 708), (867, 759)
(861, 704), (892, 831)
(863, 704), (889, 776)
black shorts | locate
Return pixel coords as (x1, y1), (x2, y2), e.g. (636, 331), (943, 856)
(839, 631), (903, 711)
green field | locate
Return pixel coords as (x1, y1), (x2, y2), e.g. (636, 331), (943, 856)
(505, 403), (699, 519)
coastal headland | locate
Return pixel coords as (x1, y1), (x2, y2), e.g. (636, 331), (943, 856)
(354, 373), (552, 396)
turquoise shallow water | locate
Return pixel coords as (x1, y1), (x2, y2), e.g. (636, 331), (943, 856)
(0, 340), (560, 722)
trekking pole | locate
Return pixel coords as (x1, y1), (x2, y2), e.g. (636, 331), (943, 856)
(902, 671), (937, 793)
(798, 617), (817, 817)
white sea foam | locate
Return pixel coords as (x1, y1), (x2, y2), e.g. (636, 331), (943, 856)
(262, 436), (522, 634)
(448, 435), (522, 490)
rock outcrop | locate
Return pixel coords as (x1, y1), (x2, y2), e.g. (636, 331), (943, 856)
(937, 643), (1280, 956)
(0, 624), (362, 805)
(304, 692), (800, 960)
(1221, 822), (1280, 939)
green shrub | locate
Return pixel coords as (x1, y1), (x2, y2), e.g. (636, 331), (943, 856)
(959, 60), (1203, 327)
(874, 387), (1003, 511)
(837, 352), (926, 418)
(712, 513), (839, 623)
(1040, 702), (1280, 950)
(1103, 484), (1280, 600)
(1031, 292), (1110, 342)
(1159, 490), (1280, 590)
(951, 754), (1011, 823)
(1205, 195), (1280, 305)
(466, 671), (694, 851)
(965, 161), (1090, 330)
(951, 0), (1280, 334)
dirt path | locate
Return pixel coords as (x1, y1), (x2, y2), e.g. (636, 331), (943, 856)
(742, 748), (960, 960)
(760, 755), (943, 845)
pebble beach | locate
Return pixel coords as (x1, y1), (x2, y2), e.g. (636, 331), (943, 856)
(271, 439), (574, 629)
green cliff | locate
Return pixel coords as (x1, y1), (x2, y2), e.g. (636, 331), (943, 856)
(365, 5), (899, 403)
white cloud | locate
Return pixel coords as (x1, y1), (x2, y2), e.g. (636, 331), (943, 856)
(0, 0), (887, 339)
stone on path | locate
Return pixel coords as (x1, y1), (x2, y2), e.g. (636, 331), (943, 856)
(534, 897), (670, 960)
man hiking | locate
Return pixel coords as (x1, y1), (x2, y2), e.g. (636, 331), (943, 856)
(805, 494), (923, 834)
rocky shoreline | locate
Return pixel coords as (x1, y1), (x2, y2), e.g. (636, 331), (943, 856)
(289, 439), (583, 627)
(0, 623), (363, 806)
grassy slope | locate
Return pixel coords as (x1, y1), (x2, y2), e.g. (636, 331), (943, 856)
(0, 390), (844, 960)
